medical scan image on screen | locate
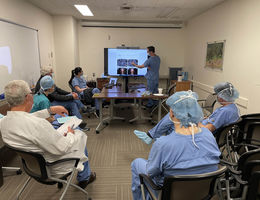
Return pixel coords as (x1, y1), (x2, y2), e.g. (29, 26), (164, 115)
(107, 49), (147, 76)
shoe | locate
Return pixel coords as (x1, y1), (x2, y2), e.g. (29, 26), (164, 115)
(81, 126), (90, 131)
(145, 103), (154, 109)
(78, 172), (96, 189)
(102, 101), (110, 108)
(81, 106), (95, 113)
(78, 122), (90, 131)
(79, 122), (87, 129)
(134, 130), (153, 144)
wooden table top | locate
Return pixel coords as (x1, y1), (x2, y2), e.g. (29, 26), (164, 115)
(102, 86), (124, 93)
(93, 93), (168, 99)
(94, 87), (168, 99)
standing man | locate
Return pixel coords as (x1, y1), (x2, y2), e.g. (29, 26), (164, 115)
(132, 46), (160, 108)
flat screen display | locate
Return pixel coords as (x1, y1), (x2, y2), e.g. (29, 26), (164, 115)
(104, 48), (147, 76)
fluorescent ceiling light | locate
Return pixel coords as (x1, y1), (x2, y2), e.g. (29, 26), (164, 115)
(74, 5), (93, 16)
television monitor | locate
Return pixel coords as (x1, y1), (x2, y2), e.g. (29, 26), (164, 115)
(104, 48), (147, 76)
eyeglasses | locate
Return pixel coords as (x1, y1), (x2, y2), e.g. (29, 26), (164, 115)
(25, 92), (34, 97)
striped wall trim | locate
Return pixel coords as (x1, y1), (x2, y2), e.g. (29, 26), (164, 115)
(192, 80), (248, 109)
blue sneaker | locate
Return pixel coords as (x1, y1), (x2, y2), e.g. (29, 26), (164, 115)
(134, 130), (153, 144)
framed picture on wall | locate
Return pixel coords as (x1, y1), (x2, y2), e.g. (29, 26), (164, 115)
(205, 40), (226, 70)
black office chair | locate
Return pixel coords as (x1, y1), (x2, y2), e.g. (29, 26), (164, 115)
(139, 165), (227, 200)
(197, 94), (217, 116)
(222, 159), (260, 200)
(219, 146), (260, 195)
(0, 132), (22, 180)
(5, 144), (91, 200)
(211, 119), (242, 163)
(221, 117), (260, 162)
(245, 163), (260, 200)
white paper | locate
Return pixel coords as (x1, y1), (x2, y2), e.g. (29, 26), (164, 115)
(57, 116), (82, 135)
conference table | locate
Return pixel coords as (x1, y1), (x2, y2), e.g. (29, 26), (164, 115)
(93, 86), (168, 133)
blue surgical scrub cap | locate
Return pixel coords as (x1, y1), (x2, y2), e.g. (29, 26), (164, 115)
(214, 82), (239, 102)
(166, 90), (203, 127)
(40, 75), (54, 91)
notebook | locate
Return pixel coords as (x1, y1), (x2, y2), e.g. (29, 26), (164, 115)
(57, 116), (82, 135)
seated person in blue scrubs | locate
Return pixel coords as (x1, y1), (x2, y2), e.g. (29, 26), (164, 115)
(131, 91), (221, 200)
(31, 76), (89, 131)
(69, 67), (101, 116)
(134, 82), (240, 144)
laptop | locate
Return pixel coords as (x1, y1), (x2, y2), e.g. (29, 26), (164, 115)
(109, 78), (117, 86)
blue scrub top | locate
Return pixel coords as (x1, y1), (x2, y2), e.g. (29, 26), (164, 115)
(71, 76), (87, 93)
(146, 127), (220, 186)
(143, 56), (160, 81)
(201, 103), (240, 133)
(31, 93), (51, 113)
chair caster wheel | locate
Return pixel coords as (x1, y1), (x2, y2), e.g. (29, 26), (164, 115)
(96, 130), (100, 134)
(16, 169), (22, 175)
(57, 182), (63, 189)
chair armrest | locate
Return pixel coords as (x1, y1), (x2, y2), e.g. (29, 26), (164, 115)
(46, 158), (80, 167)
(201, 106), (213, 109)
(235, 143), (260, 149)
(220, 160), (242, 176)
(197, 99), (207, 102)
(232, 174), (248, 185)
(139, 174), (162, 191)
(220, 159), (238, 167)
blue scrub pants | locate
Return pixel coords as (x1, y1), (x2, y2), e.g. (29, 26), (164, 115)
(73, 99), (85, 110)
(148, 113), (175, 139)
(77, 148), (92, 182)
(147, 79), (159, 106)
(51, 100), (82, 119)
(131, 158), (157, 200)
(92, 88), (100, 110)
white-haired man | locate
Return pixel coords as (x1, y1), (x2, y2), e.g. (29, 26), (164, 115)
(0, 80), (96, 188)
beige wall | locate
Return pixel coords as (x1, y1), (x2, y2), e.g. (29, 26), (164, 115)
(0, 0), (55, 71)
(185, 0), (260, 114)
(78, 27), (185, 80)
(53, 16), (79, 90)
(2, 0), (260, 114)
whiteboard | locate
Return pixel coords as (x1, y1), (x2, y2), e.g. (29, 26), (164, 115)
(0, 19), (41, 94)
